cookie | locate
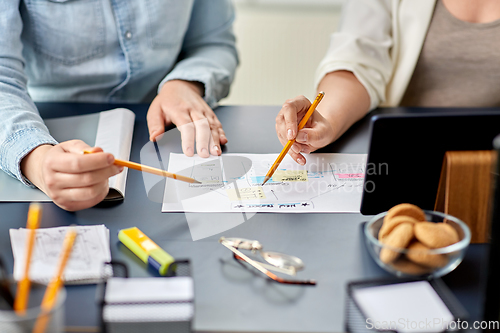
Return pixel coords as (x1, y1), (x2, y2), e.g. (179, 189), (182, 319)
(440, 222), (460, 243)
(406, 241), (449, 268)
(414, 222), (460, 249)
(384, 203), (426, 224)
(379, 215), (419, 240)
(379, 222), (414, 264)
(390, 257), (433, 276)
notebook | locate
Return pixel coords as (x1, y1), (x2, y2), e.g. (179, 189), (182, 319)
(0, 108), (135, 202)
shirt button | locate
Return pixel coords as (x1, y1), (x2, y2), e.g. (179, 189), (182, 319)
(125, 31), (132, 40)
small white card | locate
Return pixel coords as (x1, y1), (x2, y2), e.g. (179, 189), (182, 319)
(352, 281), (455, 333)
(104, 277), (194, 322)
(105, 277), (194, 303)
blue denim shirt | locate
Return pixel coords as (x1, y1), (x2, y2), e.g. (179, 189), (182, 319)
(0, 0), (238, 185)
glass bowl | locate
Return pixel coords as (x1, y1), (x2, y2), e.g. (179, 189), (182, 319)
(364, 210), (471, 278)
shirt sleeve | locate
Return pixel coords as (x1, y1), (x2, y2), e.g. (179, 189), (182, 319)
(315, 0), (394, 111)
(0, 0), (58, 186)
(158, 0), (239, 109)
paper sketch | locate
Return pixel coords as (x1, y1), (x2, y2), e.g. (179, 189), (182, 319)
(10, 225), (111, 284)
(162, 153), (367, 213)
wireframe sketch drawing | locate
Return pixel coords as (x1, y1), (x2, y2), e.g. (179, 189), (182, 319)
(162, 153), (367, 213)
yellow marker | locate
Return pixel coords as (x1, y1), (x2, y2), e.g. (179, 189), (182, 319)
(14, 203), (42, 315)
(118, 227), (175, 276)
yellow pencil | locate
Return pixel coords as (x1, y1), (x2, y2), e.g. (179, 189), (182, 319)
(83, 151), (201, 184)
(262, 92), (325, 185)
(13, 203), (42, 315)
(33, 227), (77, 333)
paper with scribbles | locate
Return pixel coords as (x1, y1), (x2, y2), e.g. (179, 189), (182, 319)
(162, 153), (367, 213)
(10, 225), (111, 284)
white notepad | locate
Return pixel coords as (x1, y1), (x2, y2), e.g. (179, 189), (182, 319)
(0, 108), (135, 202)
(352, 281), (455, 333)
(103, 277), (194, 322)
(10, 225), (112, 284)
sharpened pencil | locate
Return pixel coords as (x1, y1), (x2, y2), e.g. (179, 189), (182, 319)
(14, 203), (42, 315)
(33, 227), (77, 333)
(262, 92), (325, 185)
(83, 151), (201, 184)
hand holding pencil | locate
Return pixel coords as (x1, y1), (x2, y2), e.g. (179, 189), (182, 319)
(21, 140), (123, 212)
(83, 151), (201, 184)
(265, 92), (325, 184)
(274, 93), (333, 166)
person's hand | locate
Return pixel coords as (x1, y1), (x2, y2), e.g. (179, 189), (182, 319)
(147, 80), (227, 158)
(275, 95), (335, 165)
(20, 140), (123, 211)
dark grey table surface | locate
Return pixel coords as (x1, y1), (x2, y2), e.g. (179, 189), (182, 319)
(0, 103), (487, 333)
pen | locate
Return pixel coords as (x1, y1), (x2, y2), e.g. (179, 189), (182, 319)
(83, 150), (201, 184)
(262, 91), (325, 185)
(14, 203), (42, 314)
(33, 227), (77, 333)
(118, 227), (175, 276)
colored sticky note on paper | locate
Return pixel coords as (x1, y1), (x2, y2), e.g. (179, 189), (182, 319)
(250, 176), (278, 184)
(336, 173), (364, 179)
(272, 170), (308, 182)
(226, 187), (266, 201)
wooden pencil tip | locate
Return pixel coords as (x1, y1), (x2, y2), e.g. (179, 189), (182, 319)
(261, 176), (271, 186)
(193, 180), (202, 184)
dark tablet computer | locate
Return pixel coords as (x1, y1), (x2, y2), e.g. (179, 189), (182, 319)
(360, 109), (500, 215)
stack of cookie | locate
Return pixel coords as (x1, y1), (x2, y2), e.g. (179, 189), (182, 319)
(378, 203), (460, 275)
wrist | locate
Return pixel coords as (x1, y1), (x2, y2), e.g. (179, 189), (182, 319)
(163, 80), (205, 97)
(20, 144), (53, 191)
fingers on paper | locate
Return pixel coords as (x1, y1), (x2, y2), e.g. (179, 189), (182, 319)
(287, 149), (306, 166)
(208, 124), (221, 156)
(209, 114), (225, 155)
(219, 127), (228, 146)
(192, 113), (211, 158)
(199, 111), (224, 156)
(172, 108), (224, 157)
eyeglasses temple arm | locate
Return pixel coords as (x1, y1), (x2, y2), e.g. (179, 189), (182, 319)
(221, 241), (270, 276)
(221, 241), (316, 286)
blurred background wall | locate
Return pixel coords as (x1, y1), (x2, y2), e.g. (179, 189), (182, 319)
(220, 0), (344, 106)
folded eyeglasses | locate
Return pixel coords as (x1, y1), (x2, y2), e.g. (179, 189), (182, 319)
(219, 237), (316, 285)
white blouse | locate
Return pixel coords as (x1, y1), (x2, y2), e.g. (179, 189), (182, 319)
(315, 0), (437, 110)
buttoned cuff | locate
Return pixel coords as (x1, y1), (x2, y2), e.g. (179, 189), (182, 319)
(0, 127), (58, 187)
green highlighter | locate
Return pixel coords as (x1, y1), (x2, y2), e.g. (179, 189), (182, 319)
(118, 227), (175, 276)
